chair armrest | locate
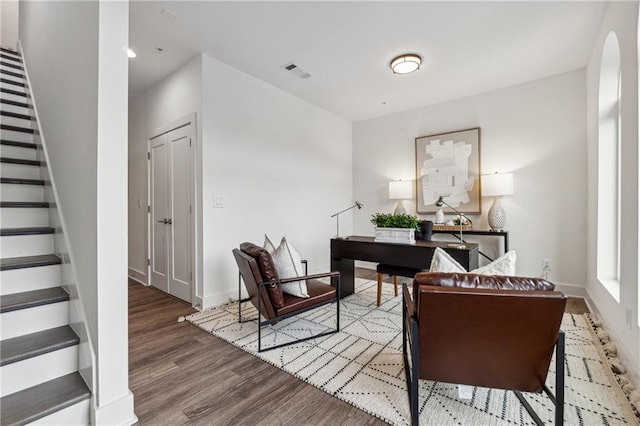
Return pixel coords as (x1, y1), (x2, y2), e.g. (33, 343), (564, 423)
(301, 259), (308, 275)
(402, 283), (415, 318)
(279, 270), (340, 284)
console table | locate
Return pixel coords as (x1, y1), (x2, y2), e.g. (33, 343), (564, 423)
(330, 236), (479, 298)
(432, 229), (508, 262)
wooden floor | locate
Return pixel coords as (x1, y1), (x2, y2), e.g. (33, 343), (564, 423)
(129, 268), (588, 425)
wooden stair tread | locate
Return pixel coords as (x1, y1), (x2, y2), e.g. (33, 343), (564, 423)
(0, 254), (61, 271)
(0, 111), (33, 121)
(0, 287), (69, 314)
(0, 157), (40, 166)
(0, 139), (37, 149)
(0, 78), (24, 88)
(0, 48), (20, 57)
(0, 87), (27, 98)
(0, 68), (23, 79)
(0, 98), (31, 109)
(0, 177), (44, 185)
(0, 372), (90, 426)
(0, 53), (21, 63)
(0, 201), (49, 208)
(0, 61), (23, 71)
(0, 124), (34, 134)
(0, 325), (77, 365)
(0, 227), (54, 236)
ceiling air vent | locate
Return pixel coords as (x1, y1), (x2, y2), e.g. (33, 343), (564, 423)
(282, 62), (311, 79)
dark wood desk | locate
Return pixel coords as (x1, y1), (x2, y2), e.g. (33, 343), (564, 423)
(330, 236), (479, 298)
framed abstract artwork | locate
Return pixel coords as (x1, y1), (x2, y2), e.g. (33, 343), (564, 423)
(415, 127), (481, 214)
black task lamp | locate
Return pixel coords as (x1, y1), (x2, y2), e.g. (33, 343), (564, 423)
(331, 201), (364, 239)
(435, 196), (467, 249)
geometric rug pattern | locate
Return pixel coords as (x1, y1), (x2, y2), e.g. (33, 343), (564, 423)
(186, 278), (638, 425)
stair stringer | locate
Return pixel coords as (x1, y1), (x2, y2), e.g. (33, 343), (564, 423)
(17, 42), (96, 399)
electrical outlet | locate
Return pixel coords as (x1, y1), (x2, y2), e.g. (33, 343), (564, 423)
(213, 195), (225, 208)
(542, 259), (552, 272)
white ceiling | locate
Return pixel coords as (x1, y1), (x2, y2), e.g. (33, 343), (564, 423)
(129, 1), (607, 123)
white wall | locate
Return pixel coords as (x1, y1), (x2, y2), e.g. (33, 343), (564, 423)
(20, 1), (135, 423)
(1, 0), (19, 51)
(586, 0), (639, 384)
(128, 53), (352, 308)
(128, 55), (203, 285)
(200, 54), (352, 307)
(353, 70), (588, 291)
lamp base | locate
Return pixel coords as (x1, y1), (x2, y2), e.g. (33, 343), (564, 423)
(488, 197), (506, 231)
(393, 200), (407, 215)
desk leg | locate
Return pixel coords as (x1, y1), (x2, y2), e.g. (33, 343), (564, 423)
(331, 257), (354, 298)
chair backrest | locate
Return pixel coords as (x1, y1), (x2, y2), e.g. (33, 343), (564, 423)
(232, 248), (277, 319)
(412, 273), (566, 393)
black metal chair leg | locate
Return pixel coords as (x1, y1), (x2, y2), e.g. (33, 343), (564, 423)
(555, 331), (565, 426)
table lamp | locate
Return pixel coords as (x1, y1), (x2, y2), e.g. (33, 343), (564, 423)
(388, 180), (412, 215)
(435, 196), (467, 249)
(482, 172), (514, 231)
(331, 201), (364, 238)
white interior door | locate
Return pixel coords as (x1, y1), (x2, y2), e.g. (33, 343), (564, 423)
(150, 123), (193, 303)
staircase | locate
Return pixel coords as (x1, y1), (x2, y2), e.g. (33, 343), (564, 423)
(0, 47), (91, 425)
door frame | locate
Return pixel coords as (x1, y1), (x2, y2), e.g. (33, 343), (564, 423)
(147, 112), (197, 305)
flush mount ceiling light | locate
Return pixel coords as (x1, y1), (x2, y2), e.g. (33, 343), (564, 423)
(390, 54), (422, 74)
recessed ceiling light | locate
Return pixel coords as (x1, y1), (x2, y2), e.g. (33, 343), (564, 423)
(390, 54), (422, 74)
(127, 48), (137, 58)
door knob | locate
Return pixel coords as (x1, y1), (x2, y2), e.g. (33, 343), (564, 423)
(167, 218), (172, 225)
(157, 218), (172, 224)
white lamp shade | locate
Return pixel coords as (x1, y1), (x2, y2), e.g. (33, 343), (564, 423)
(389, 180), (412, 200)
(482, 173), (514, 197)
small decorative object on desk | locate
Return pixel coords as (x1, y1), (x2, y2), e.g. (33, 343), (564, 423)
(433, 215), (472, 231)
(435, 209), (445, 224)
(370, 213), (419, 244)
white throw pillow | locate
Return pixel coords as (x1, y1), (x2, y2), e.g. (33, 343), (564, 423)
(472, 250), (517, 276)
(429, 247), (466, 273)
(429, 247), (517, 276)
(271, 237), (309, 298)
(263, 234), (277, 255)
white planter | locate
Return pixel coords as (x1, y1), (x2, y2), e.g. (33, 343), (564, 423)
(374, 227), (416, 245)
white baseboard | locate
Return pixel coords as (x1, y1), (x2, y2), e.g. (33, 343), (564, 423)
(92, 391), (137, 426)
(202, 289), (237, 310)
(127, 268), (147, 285)
(553, 282), (588, 298)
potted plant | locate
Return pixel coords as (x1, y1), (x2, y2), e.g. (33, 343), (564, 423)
(370, 213), (420, 244)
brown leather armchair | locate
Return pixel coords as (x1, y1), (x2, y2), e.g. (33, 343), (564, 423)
(233, 242), (340, 352)
(403, 272), (567, 426)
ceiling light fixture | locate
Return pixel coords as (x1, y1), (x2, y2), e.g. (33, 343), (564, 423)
(390, 54), (422, 74)
(127, 48), (137, 58)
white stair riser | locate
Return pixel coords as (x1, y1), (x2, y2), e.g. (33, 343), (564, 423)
(1, 163), (41, 179)
(1, 115), (34, 129)
(1, 301), (69, 339)
(0, 234), (54, 258)
(0, 207), (49, 228)
(31, 398), (90, 426)
(0, 73), (25, 85)
(0, 144), (37, 160)
(0, 129), (34, 143)
(0, 92), (29, 106)
(0, 81), (27, 94)
(0, 103), (32, 116)
(0, 264), (61, 295)
(0, 345), (78, 397)
(0, 183), (44, 202)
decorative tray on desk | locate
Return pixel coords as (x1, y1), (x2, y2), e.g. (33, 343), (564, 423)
(432, 224), (473, 231)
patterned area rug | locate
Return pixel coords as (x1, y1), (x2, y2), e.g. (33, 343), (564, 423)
(185, 279), (638, 425)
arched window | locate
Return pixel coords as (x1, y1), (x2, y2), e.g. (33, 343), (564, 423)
(597, 31), (621, 301)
